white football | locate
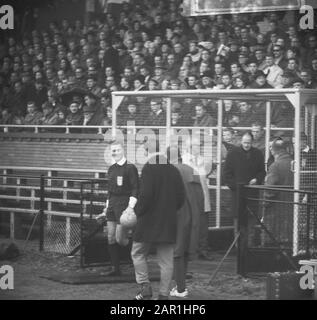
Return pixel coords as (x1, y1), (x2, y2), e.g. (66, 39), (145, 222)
(120, 209), (137, 228)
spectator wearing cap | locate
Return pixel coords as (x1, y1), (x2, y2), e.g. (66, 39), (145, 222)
(133, 75), (146, 91)
(249, 70), (273, 89)
(144, 98), (166, 126)
(263, 54), (283, 88)
(278, 70), (294, 89)
(291, 77), (305, 89)
(200, 72), (215, 90)
(82, 104), (104, 126)
(65, 101), (83, 126)
(193, 104), (216, 127)
(24, 101), (43, 125)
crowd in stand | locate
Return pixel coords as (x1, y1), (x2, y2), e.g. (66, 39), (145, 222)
(0, 0), (316, 128)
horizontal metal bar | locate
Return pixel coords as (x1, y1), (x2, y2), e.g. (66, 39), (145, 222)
(244, 185), (317, 195)
(0, 184), (107, 193)
(0, 166), (106, 173)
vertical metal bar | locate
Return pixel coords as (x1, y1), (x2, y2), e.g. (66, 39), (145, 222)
(306, 194), (311, 257)
(216, 99), (223, 228)
(16, 178), (21, 203)
(66, 217), (71, 249)
(39, 175), (45, 252)
(112, 95), (117, 139)
(265, 101), (271, 171)
(80, 182), (84, 267)
(10, 212), (15, 240)
(3, 169), (7, 185)
(165, 97), (172, 149)
(293, 92), (301, 256)
(90, 181), (93, 219)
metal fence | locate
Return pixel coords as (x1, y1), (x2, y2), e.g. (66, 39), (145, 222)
(237, 184), (317, 276)
(0, 173), (108, 255)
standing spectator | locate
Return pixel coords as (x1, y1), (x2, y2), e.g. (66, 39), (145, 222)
(132, 139), (185, 300)
(223, 131), (266, 238)
(263, 139), (294, 244)
(251, 121), (266, 156)
(166, 146), (204, 298)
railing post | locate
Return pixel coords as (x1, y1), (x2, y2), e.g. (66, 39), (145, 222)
(306, 193), (311, 257)
(237, 183), (247, 277)
(39, 175), (45, 251)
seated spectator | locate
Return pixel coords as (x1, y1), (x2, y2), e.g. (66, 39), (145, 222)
(119, 102), (143, 126)
(221, 73), (233, 89)
(262, 54), (283, 88)
(144, 98), (166, 126)
(82, 105), (104, 126)
(65, 101), (83, 126)
(223, 99), (238, 126)
(249, 70), (273, 89)
(86, 76), (102, 97)
(193, 104), (216, 127)
(232, 74), (248, 89)
(299, 69), (317, 89)
(24, 101), (43, 125)
(55, 108), (66, 125)
(171, 109), (188, 127)
(40, 102), (59, 125)
(237, 101), (256, 127)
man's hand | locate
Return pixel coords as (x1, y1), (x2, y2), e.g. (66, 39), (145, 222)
(95, 207), (107, 223)
(123, 206), (134, 216)
(249, 178), (257, 185)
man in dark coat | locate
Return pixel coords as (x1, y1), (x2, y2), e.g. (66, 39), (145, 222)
(223, 131), (266, 241)
(132, 139), (185, 300)
(263, 139), (294, 245)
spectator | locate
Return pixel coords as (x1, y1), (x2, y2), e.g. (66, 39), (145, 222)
(262, 54), (283, 88)
(65, 101), (83, 126)
(40, 102), (59, 126)
(223, 131), (266, 241)
(251, 121), (266, 156)
(24, 101), (43, 125)
(263, 139), (294, 244)
(193, 104), (216, 127)
(144, 98), (166, 126)
(249, 70), (273, 89)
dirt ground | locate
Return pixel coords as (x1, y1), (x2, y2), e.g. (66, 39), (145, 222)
(0, 239), (266, 300)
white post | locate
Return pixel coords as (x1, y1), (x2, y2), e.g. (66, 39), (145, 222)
(216, 99), (223, 228)
(165, 97), (172, 149)
(16, 178), (21, 203)
(66, 217), (71, 248)
(10, 212), (15, 239)
(265, 101), (271, 171)
(293, 92), (301, 256)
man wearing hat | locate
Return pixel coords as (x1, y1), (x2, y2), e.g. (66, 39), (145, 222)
(249, 70), (273, 89)
(66, 101), (83, 126)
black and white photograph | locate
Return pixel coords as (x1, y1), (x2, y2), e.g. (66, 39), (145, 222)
(0, 0), (316, 305)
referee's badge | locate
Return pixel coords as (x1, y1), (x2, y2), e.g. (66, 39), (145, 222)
(117, 176), (123, 186)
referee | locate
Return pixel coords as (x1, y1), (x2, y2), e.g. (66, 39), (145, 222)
(103, 140), (139, 276)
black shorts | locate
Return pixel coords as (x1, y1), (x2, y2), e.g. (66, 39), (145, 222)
(106, 195), (129, 222)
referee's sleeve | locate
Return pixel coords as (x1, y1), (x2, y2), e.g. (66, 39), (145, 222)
(127, 164), (139, 200)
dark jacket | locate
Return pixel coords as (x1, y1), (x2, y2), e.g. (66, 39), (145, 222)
(223, 146), (266, 191)
(134, 155), (185, 244)
(263, 152), (294, 243)
(174, 163), (204, 260)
